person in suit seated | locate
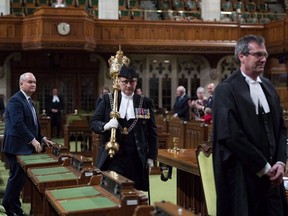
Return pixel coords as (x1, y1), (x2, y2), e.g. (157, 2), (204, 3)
(52, 0), (67, 8)
(90, 63), (158, 192)
(172, 86), (190, 121)
(2, 72), (54, 216)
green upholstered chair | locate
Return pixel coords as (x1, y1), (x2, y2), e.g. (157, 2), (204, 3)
(222, 1), (233, 11)
(90, 0), (98, 7)
(119, 10), (131, 19)
(132, 10), (144, 19)
(173, 0), (185, 11)
(196, 143), (216, 216)
(38, 0), (49, 5)
(259, 17), (271, 24)
(119, 0), (127, 10)
(257, 3), (268, 13)
(129, 0), (139, 9)
(246, 2), (256, 12)
(233, 1), (244, 12)
(185, 0), (198, 11)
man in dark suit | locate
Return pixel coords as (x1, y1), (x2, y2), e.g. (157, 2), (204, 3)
(2, 72), (54, 216)
(46, 88), (64, 138)
(172, 86), (190, 121)
(90, 64), (158, 191)
(206, 82), (214, 109)
(213, 35), (288, 216)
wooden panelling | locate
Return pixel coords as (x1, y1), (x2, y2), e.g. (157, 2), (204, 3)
(185, 121), (207, 149)
(167, 117), (186, 149)
(0, 7), (287, 54)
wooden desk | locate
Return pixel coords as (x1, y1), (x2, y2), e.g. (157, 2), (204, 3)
(157, 149), (207, 215)
(27, 155), (96, 216)
(44, 172), (148, 216)
(17, 145), (70, 203)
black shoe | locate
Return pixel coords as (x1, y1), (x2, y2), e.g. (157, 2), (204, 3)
(2, 202), (14, 216)
(14, 209), (28, 216)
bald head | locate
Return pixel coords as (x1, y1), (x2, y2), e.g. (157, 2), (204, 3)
(176, 86), (186, 97)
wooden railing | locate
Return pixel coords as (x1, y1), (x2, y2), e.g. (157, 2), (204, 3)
(0, 7), (288, 54)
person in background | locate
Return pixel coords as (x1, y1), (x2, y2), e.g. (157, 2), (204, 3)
(90, 63), (158, 192)
(201, 107), (212, 124)
(206, 82), (215, 109)
(0, 96), (5, 119)
(52, 0), (67, 8)
(213, 35), (288, 216)
(188, 86), (207, 120)
(95, 86), (110, 109)
(46, 88), (64, 138)
(2, 72), (54, 216)
(136, 88), (142, 95)
(172, 86), (190, 121)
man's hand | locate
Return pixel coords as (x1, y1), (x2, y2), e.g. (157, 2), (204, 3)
(42, 137), (55, 148)
(103, 119), (119, 131)
(267, 163), (285, 186)
(31, 139), (42, 153)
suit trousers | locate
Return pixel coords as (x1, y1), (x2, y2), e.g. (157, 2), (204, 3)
(2, 153), (27, 213)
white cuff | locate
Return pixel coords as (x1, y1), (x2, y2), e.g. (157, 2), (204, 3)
(256, 162), (271, 177)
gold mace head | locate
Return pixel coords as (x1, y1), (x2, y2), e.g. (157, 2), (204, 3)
(108, 46), (130, 79)
(105, 140), (119, 158)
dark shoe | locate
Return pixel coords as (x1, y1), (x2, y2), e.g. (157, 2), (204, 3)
(14, 209), (28, 216)
(2, 202), (14, 216)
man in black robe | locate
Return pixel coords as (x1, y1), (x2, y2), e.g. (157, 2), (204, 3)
(90, 63), (158, 191)
(213, 35), (288, 216)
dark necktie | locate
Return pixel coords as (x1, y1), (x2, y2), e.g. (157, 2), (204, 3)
(28, 98), (38, 129)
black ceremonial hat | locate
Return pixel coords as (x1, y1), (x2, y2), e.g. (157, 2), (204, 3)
(119, 64), (138, 80)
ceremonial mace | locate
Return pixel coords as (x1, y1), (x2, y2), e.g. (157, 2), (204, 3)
(105, 46), (130, 158)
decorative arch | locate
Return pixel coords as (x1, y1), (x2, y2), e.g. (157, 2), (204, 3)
(1, 52), (21, 99)
(217, 55), (238, 83)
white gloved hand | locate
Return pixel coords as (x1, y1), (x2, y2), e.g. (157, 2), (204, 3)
(147, 159), (154, 168)
(103, 119), (119, 131)
(147, 158), (154, 174)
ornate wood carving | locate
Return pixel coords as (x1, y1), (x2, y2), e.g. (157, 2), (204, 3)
(0, 7), (288, 54)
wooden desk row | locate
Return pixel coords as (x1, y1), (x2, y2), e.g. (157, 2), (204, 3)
(17, 145), (148, 216)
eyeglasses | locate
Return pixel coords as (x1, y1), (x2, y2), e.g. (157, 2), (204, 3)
(246, 52), (269, 59)
(119, 79), (137, 85)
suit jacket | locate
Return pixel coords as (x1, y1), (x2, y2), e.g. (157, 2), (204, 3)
(3, 91), (43, 155)
(172, 94), (190, 121)
(90, 93), (158, 170)
(212, 70), (287, 215)
(206, 95), (213, 109)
